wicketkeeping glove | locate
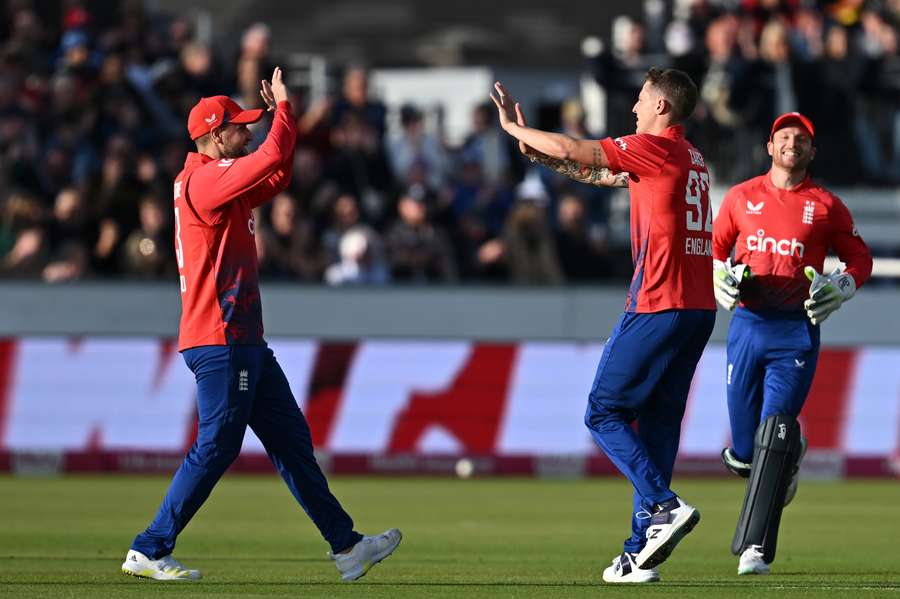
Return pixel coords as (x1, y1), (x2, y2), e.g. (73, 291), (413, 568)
(713, 258), (751, 311)
(803, 266), (856, 325)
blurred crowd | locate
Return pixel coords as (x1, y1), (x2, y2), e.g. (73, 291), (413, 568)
(608, 0), (900, 187)
(0, 0), (897, 285)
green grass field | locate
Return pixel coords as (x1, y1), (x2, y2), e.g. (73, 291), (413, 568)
(1, 475), (898, 598)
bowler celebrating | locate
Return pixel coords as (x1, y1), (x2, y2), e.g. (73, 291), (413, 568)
(121, 68), (401, 582)
(713, 112), (871, 575)
(492, 68), (715, 583)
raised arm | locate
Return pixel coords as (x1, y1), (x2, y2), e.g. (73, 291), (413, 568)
(493, 83), (627, 187)
(246, 74), (297, 207)
(189, 68), (296, 213)
(490, 81), (611, 168)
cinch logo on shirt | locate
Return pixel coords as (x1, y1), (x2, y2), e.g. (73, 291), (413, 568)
(746, 229), (805, 257)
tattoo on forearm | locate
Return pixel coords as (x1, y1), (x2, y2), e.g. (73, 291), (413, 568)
(528, 154), (630, 187)
(592, 147), (604, 166)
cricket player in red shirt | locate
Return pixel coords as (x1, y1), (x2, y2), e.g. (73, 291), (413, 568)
(492, 68), (715, 583)
(121, 68), (401, 582)
(713, 112), (871, 575)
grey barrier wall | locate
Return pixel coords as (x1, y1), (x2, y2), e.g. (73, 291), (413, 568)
(0, 283), (897, 345)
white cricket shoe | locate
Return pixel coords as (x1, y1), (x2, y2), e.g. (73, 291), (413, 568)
(602, 551), (660, 583)
(331, 528), (402, 581)
(738, 544), (771, 575)
(121, 549), (202, 580)
(784, 436), (808, 507)
(635, 497), (700, 569)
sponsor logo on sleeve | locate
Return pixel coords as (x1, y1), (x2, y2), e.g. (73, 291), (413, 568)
(614, 137), (627, 151)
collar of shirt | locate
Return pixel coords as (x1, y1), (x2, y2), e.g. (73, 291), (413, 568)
(183, 152), (216, 168)
(763, 171), (812, 194)
(658, 124), (685, 141)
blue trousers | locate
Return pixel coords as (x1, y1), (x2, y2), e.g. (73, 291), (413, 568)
(727, 308), (820, 462)
(131, 344), (362, 558)
(585, 310), (715, 554)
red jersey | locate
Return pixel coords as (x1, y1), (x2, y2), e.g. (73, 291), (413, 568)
(713, 173), (872, 311)
(174, 101), (296, 351)
(599, 125), (716, 313)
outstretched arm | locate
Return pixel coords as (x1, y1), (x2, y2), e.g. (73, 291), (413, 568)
(490, 81), (610, 168)
(526, 153), (629, 187)
(493, 83), (627, 187)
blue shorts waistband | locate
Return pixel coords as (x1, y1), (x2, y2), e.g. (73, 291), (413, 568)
(734, 307), (807, 321)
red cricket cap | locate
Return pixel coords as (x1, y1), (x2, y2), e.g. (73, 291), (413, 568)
(187, 95), (264, 140)
(770, 112), (815, 141)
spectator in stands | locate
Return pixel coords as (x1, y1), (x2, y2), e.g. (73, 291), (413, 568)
(257, 191), (326, 281)
(450, 154), (512, 238)
(324, 226), (390, 286)
(0, 191), (46, 277)
(604, 17), (656, 139)
(791, 7), (826, 60)
(814, 24), (864, 184)
(854, 10), (900, 184)
(330, 64), (387, 144)
(698, 14), (745, 182)
(460, 102), (520, 186)
(326, 110), (395, 225)
(321, 192), (364, 263)
(121, 193), (175, 279)
(234, 23), (273, 111)
(289, 146), (331, 225)
(388, 103), (447, 191)
(730, 18), (816, 179)
(156, 41), (223, 116)
(554, 192), (612, 283)
(501, 177), (562, 286)
(45, 186), (91, 258)
(41, 238), (88, 282)
(384, 184), (457, 283)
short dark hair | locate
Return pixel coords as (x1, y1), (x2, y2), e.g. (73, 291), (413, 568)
(644, 67), (698, 122)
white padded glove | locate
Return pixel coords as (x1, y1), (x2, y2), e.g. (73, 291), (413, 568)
(713, 258), (751, 311)
(803, 266), (856, 325)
